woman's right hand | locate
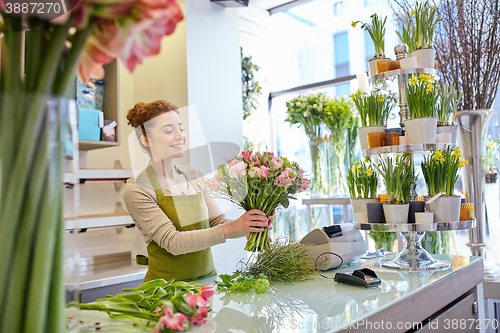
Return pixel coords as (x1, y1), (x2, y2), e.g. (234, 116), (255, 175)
(222, 209), (269, 239)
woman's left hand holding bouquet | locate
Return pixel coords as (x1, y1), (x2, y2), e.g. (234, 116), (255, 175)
(222, 209), (273, 238)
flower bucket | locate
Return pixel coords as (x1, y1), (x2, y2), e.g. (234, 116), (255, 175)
(436, 124), (458, 145)
(367, 202), (384, 223)
(405, 117), (437, 144)
(351, 198), (379, 215)
(408, 201), (425, 223)
(410, 48), (436, 68)
(368, 57), (382, 78)
(358, 125), (386, 150)
(383, 203), (410, 224)
(428, 195), (461, 223)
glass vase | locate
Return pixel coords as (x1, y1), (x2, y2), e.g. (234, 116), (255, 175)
(0, 95), (79, 332)
(324, 140), (348, 197)
(307, 134), (330, 197)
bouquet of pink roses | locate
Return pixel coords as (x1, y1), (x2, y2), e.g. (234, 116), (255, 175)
(207, 151), (311, 252)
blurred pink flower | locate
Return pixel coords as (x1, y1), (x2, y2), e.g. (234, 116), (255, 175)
(266, 152), (274, 158)
(229, 161), (247, 178)
(239, 150), (252, 160)
(200, 284), (216, 299)
(214, 174), (224, 182)
(184, 294), (197, 308)
(206, 178), (225, 192)
(257, 166), (269, 178)
(78, 41), (114, 82)
(118, 0), (184, 72)
(299, 167), (304, 175)
(248, 167), (259, 178)
(270, 157), (283, 170)
(297, 178), (312, 193)
(190, 306), (209, 325)
(159, 310), (188, 331)
(228, 159), (238, 167)
(195, 294), (209, 307)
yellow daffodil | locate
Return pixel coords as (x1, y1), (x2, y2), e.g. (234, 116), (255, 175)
(458, 161), (465, 168)
(364, 156), (371, 163)
(351, 21), (357, 28)
(426, 83), (434, 92)
(411, 9), (416, 16)
(440, 157), (445, 163)
(408, 76), (418, 85)
(419, 73), (430, 83)
(489, 141), (495, 148)
(434, 150), (443, 159)
(366, 168), (374, 176)
(353, 162), (359, 168)
(349, 94), (354, 99)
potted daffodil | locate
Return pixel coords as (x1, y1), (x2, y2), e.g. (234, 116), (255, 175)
(347, 158), (379, 221)
(405, 74), (439, 144)
(352, 14), (389, 77)
(374, 154), (413, 223)
(421, 146), (467, 222)
(436, 83), (463, 144)
(351, 90), (395, 150)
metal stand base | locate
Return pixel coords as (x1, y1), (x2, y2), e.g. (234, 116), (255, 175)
(381, 232), (451, 271)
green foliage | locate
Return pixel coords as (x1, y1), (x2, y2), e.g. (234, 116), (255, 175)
(373, 154), (413, 204)
(285, 91), (329, 140)
(368, 232), (397, 251)
(406, 74), (439, 118)
(241, 47), (262, 120)
(351, 90), (395, 127)
(323, 96), (355, 145)
(437, 83), (463, 125)
(244, 237), (317, 284)
(215, 271), (270, 293)
(352, 14), (387, 56)
(485, 136), (500, 174)
(347, 158), (378, 199)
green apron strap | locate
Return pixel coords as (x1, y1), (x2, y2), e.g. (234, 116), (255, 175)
(136, 254), (149, 265)
(146, 164), (165, 196)
(176, 167), (202, 193)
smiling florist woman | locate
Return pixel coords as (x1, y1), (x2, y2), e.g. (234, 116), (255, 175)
(123, 100), (272, 282)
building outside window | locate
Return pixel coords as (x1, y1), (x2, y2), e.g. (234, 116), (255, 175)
(333, 1), (344, 16)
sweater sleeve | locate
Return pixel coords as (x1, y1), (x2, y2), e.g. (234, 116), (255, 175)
(123, 180), (227, 256)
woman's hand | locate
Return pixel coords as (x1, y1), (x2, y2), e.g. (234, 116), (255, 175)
(222, 209), (270, 239)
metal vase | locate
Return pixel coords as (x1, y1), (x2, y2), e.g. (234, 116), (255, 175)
(455, 109), (494, 257)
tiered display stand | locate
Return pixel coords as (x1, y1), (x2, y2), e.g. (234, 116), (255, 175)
(356, 66), (475, 271)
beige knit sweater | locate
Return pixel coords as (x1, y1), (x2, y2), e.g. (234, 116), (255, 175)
(123, 165), (240, 256)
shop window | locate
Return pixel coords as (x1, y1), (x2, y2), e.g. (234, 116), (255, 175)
(334, 32), (350, 77)
(333, 1), (344, 16)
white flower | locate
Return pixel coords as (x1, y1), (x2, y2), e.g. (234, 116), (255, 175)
(295, 102), (301, 107)
(303, 112), (308, 117)
(313, 104), (317, 108)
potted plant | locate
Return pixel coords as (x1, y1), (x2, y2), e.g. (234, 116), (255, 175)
(352, 14), (389, 76)
(421, 146), (467, 222)
(285, 92), (329, 196)
(347, 158), (379, 218)
(436, 83), (463, 144)
(351, 90), (395, 150)
(410, 1), (442, 68)
(485, 136), (499, 184)
(374, 154), (413, 223)
(405, 74), (439, 144)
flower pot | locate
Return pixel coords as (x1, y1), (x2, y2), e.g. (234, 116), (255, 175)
(376, 58), (392, 74)
(367, 202), (384, 223)
(415, 212), (434, 224)
(410, 48), (436, 69)
(428, 195), (461, 223)
(405, 117), (437, 144)
(400, 56), (418, 69)
(408, 201), (425, 223)
(383, 203), (410, 224)
(436, 133), (452, 144)
(436, 124), (458, 145)
(358, 125), (386, 150)
(351, 198), (379, 215)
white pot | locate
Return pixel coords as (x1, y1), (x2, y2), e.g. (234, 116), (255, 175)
(410, 48), (436, 69)
(383, 203), (410, 224)
(415, 212), (434, 224)
(428, 195), (461, 223)
(358, 125), (386, 150)
(436, 124), (458, 145)
(351, 198), (379, 215)
(436, 133), (452, 144)
(405, 117), (437, 144)
(399, 56), (418, 69)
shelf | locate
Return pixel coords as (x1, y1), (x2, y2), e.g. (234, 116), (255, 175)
(362, 143), (450, 157)
(79, 169), (134, 182)
(65, 213), (134, 231)
(79, 140), (119, 150)
(369, 68), (439, 83)
(302, 197), (351, 205)
(354, 220), (475, 232)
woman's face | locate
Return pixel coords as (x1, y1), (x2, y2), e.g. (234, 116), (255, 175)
(143, 111), (187, 162)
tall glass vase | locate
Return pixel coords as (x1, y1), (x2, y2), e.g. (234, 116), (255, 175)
(324, 140), (348, 197)
(455, 109), (494, 260)
(307, 134), (330, 197)
(0, 95), (79, 332)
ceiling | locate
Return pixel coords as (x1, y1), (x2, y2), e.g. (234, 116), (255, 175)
(250, 0), (312, 12)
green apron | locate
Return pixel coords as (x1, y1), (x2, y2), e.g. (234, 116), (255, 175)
(137, 165), (216, 282)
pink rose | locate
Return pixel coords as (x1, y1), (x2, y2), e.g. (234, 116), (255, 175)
(257, 166), (269, 178)
(228, 159), (238, 167)
(228, 161), (247, 178)
(248, 167), (259, 178)
(200, 284), (215, 299)
(271, 157), (283, 170)
(266, 152), (275, 158)
(299, 167), (304, 175)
